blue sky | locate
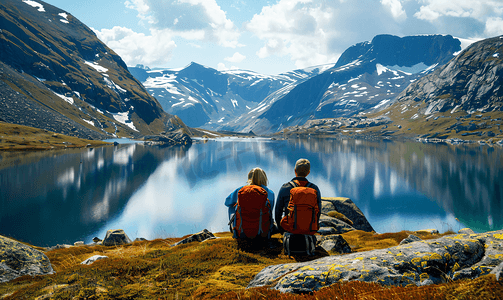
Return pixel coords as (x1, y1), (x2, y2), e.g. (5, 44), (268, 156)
(41, 0), (503, 75)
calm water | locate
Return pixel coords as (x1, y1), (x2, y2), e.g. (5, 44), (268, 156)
(0, 138), (501, 246)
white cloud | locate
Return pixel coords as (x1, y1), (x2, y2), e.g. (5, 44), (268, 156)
(124, 0), (241, 48)
(225, 52), (246, 63)
(94, 26), (176, 67)
(414, 0), (503, 22)
(381, 0), (407, 21)
(246, 0), (339, 69)
(217, 63), (238, 71)
(485, 17), (503, 37)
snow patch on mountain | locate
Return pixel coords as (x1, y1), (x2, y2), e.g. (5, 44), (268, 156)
(85, 61), (108, 73)
(58, 13), (69, 24)
(23, 0), (45, 12)
(53, 91), (74, 105)
(111, 112), (138, 131)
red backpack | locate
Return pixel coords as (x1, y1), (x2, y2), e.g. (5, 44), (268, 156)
(280, 180), (319, 235)
(233, 185), (271, 239)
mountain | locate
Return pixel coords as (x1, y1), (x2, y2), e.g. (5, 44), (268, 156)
(0, 0), (186, 140)
(284, 35), (503, 142)
(368, 35), (503, 140)
(394, 35), (503, 115)
(241, 34), (462, 134)
(129, 63), (334, 129)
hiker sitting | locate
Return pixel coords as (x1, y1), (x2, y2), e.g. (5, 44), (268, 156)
(275, 158), (321, 256)
(225, 168), (275, 244)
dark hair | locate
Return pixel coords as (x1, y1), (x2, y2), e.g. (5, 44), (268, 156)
(295, 158), (310, 177)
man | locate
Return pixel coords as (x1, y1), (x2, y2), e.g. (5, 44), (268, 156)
(275, 158), (322, 233)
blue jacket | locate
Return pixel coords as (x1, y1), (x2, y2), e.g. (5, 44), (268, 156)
(225, 185), (275, 219)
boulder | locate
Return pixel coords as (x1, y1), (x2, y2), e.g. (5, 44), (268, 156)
(490, 261), (503, 281)
(321, 201), (335, 214)
(174, 229), (216, 246)
(317, 227), (338, 236)
(318, 235), (352, 254)
(247, 230), (503, 293)
(0, 235), (54, 283)
(399, 234), (422, 245)
(319, 215), (355, 234)
(458, 228), (475, 234)
(81, 255), (108, 265)
(102, 229), (132, 246)
(322, 197), (374, 232)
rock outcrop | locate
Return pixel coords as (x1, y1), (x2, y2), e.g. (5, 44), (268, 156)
(322, 197), (374, 233)
(143, 131), (192, 147)
(248, 230), (503, 293)
(0, 235), (54, 283)
(396, 35), (503, 116)
(102, 229), (132, 247)
(174, 229), (216, 246)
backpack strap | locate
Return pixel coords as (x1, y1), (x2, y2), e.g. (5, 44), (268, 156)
(304, 234), (311, 255)
(258, 209), (263, 235)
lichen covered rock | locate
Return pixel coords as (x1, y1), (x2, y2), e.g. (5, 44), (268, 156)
(0, 235), (54, 283)
(248, 230), (503, 293)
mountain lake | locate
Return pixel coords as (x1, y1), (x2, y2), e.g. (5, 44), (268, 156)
(0, 137), (501, 247)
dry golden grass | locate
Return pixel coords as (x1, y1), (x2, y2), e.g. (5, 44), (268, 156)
(0, 230), (501, 300)
(0, 121), (110, 150)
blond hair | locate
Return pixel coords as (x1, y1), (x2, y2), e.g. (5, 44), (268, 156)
(247, 167), (268, 186)
(295, 158), (310, 177)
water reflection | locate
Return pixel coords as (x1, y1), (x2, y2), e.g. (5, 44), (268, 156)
(0, 138), (501, 246)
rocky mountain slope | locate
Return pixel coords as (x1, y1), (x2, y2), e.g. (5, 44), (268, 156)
(0, 0), (187, 140)
(364, 35), (503, 141)
(129, 63), (333, 129)
(281, 35), (503, 143)
(133, 34), (461, 134)
(243, 34), (462, 134)
(394, 36), (503, 114)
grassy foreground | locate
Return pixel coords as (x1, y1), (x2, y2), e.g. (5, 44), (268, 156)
(0, 122), (110, 150)
(1, 230), (502, 299)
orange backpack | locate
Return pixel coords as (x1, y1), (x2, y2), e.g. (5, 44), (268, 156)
(233, 185), (271, 239)
(280, 180), (319, 235)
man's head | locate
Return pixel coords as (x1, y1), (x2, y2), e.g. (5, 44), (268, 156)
(294, 158), (310, 177)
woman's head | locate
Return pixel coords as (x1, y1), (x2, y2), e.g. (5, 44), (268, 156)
(247, 167), (268, 186)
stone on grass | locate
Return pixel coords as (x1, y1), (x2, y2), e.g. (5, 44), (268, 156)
(322, 197), (374, 232)
(0, 235), (54, 283)
(102, 229), (132, 246)
(248, 230), (503, 293)
(399, 234), (422, 245)
(174, 229), (215, 246)
(318, 235), (352, 254)
(319, 214), (354, 234)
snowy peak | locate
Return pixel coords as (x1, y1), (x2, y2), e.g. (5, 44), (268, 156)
(132, 63), (329, 129)
(336, 34), (461, 69)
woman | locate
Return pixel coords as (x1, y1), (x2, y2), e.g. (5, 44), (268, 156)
(225, 167), (275, 235)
